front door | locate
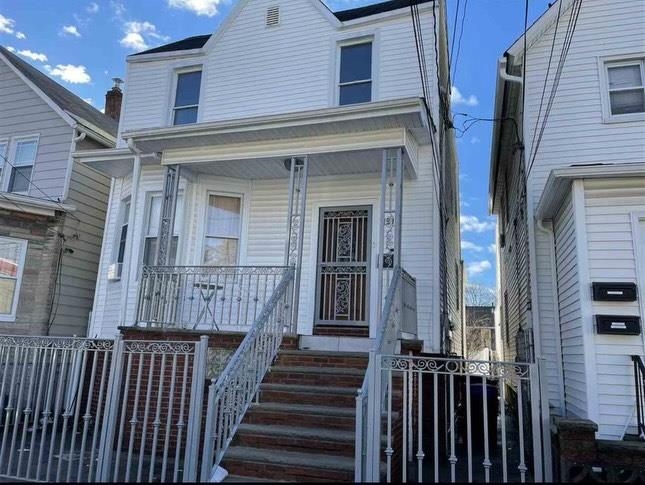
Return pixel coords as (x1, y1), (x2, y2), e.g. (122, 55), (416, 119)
(315, 206), (372, 326)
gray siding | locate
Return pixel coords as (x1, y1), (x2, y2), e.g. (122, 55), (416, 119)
(0, 58), (73, 200)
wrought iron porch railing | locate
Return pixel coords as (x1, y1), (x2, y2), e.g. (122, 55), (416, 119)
(355, 266), (418, 482)
(135, 266), (292, 330)
(200, 266), (295, 481)
(632, 355), (645, 440)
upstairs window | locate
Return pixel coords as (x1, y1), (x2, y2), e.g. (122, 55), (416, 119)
(8, 138), (37, 194)
(173, 70), (202, 125)
(203, 195), (241, 266)
(339, 41), (372, 106)
(603, 58), (645, 120)
(142, 193), (184, 266)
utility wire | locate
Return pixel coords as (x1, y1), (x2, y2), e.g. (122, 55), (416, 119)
(449, 0), (461, 76)
(451, 0), (468, 88)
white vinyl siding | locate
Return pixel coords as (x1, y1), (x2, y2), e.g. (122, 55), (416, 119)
(553, 192), (586, 418)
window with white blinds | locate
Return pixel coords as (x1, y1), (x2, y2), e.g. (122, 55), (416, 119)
(604, 59), (645, 118)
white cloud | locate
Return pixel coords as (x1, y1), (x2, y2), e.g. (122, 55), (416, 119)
(461, 241), (483, 252)
(0, 14), (15, 34)
(15, 31), (25, 39)
(6, 46), (15, 53)
(461, 215), (496, 233)
(87, 2), (99, 14)
(83, 97), (93, 105)
(45, 64), (91, 84)
(17, 49), (48, 62)
(470, 136), (480, 144)
(120, 21), (168, 51)
(466, 260), (492, 277)
(489, 243), (497, 254)
(451, 86), (479, 107)
(167, 0), (224, 17)
(61, 25), (81, 37)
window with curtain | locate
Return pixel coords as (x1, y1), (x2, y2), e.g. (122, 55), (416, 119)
(173, 70), (202, 125)
(606, 60), (645, 116)
(0, 237), (27, 319)
(203, 195), (241, 266)
(142, 194), (183, 266)
(8, 138), (38, 193)
(338, 41), (372, 106)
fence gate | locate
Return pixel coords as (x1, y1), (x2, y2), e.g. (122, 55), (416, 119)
(359, 354), (552, 483)
(0, 335), (208, 483)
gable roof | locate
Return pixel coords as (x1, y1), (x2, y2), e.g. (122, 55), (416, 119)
(132, 0), (433, 58)
(0, 46), (118, 141)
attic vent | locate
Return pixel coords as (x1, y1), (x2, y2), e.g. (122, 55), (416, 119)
(266, 6), (280, 27)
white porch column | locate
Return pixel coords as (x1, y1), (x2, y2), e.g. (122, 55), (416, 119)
(377, 148), (404, 319)
(156, 164), (181, 266)
(284, 156), (309, 333)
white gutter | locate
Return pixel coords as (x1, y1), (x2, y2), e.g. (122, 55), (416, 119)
(499, 57), (523, 85)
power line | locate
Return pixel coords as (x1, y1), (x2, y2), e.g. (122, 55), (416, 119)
(451, 0), (468, 88)
(449, 0), (461, 76)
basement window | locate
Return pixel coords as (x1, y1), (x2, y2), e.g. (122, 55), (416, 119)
(338, 41), (373, 106)
(173, 69), (202, 125)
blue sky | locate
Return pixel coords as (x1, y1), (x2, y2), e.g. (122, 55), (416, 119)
(0, 0), (552, 293)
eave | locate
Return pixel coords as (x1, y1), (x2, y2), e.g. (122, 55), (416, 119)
(0, 192), (75, 217)
(535, 162), (645, 220)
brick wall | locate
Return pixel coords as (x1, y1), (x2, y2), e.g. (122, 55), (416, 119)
(0, 208), (65, 335)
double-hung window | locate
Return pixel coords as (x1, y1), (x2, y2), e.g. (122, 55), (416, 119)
(0, 141), (7, 188)
(173, 70), (202, 125)
(116, 200), (130, 269)
(203, 195), (241, 266)
(0, 237), (28, 321)
(603, 58), (645, 119)
(8, 138), (38, 193)
(142, 193), (184, 266)
(338, 41), (373, 106)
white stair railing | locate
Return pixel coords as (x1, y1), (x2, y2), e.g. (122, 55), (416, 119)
(200, 266), (295, 481)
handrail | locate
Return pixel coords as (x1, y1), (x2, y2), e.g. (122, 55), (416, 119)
(200, 266), (295, 480)
(632, 355), (645, 440)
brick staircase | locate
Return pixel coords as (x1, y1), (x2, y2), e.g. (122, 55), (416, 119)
(222, 348), (369, 482)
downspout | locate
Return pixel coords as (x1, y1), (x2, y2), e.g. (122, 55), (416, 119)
(499, 56), (523, 85)
(119, 138), (142, 328)
(536, 218), (567, 416)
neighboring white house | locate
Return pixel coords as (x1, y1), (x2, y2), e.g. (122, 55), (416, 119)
(77, 0), (462, 354)
(0, 46), (117, 336)
(490, 0), (645, 440)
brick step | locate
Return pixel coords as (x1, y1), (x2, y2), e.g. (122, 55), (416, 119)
(275, 350), (368, 369)
(264, 366), (365, 388)
(244, 402), (357, 430)
(222, 446), (355, 482)
(233, 423), (356, 457)
(259, 383), (358, 408)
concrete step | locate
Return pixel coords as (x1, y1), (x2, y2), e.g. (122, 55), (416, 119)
(244, 402), (357, 430)
(233, 423), (356, 457)
(264, 365), (365, 388)
(222, 446), (355, 482)
(275, 349), (368, 369)
(259, 383), (358, 408)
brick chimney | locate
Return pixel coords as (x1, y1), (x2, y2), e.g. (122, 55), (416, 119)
(104, 78), (123, 121)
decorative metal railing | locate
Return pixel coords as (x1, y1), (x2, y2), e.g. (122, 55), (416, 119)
(200, 266), (295, 480)
(135, 265), (292, 331)
(633, 355), (645, 440)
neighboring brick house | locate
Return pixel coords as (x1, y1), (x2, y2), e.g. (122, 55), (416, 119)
(0, 46), (118, 336)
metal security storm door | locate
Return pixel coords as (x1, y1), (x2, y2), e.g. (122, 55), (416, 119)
(315, 206), (372, 326)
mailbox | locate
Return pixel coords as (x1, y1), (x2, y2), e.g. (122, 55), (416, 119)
(592, 282), (637, 302)
(595, 315), (641, 335)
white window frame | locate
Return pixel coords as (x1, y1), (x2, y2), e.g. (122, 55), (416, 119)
(336, 35), (376, 106)
(598, 55), (645, 123)
(3, 135), (39, 194)
(170, 67), (203, 126)
(0, 139), (8, 190)
(109, 198), (131, 281)
(0, 237), (28, 323)
(201, 191), (244, 267)
(141, 191), (185, 266)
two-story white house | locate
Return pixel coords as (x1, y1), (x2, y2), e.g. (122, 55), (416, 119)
(0, 46), (118, 337)
(77, 0), (461, 479)
(490, 0), (645, 441)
